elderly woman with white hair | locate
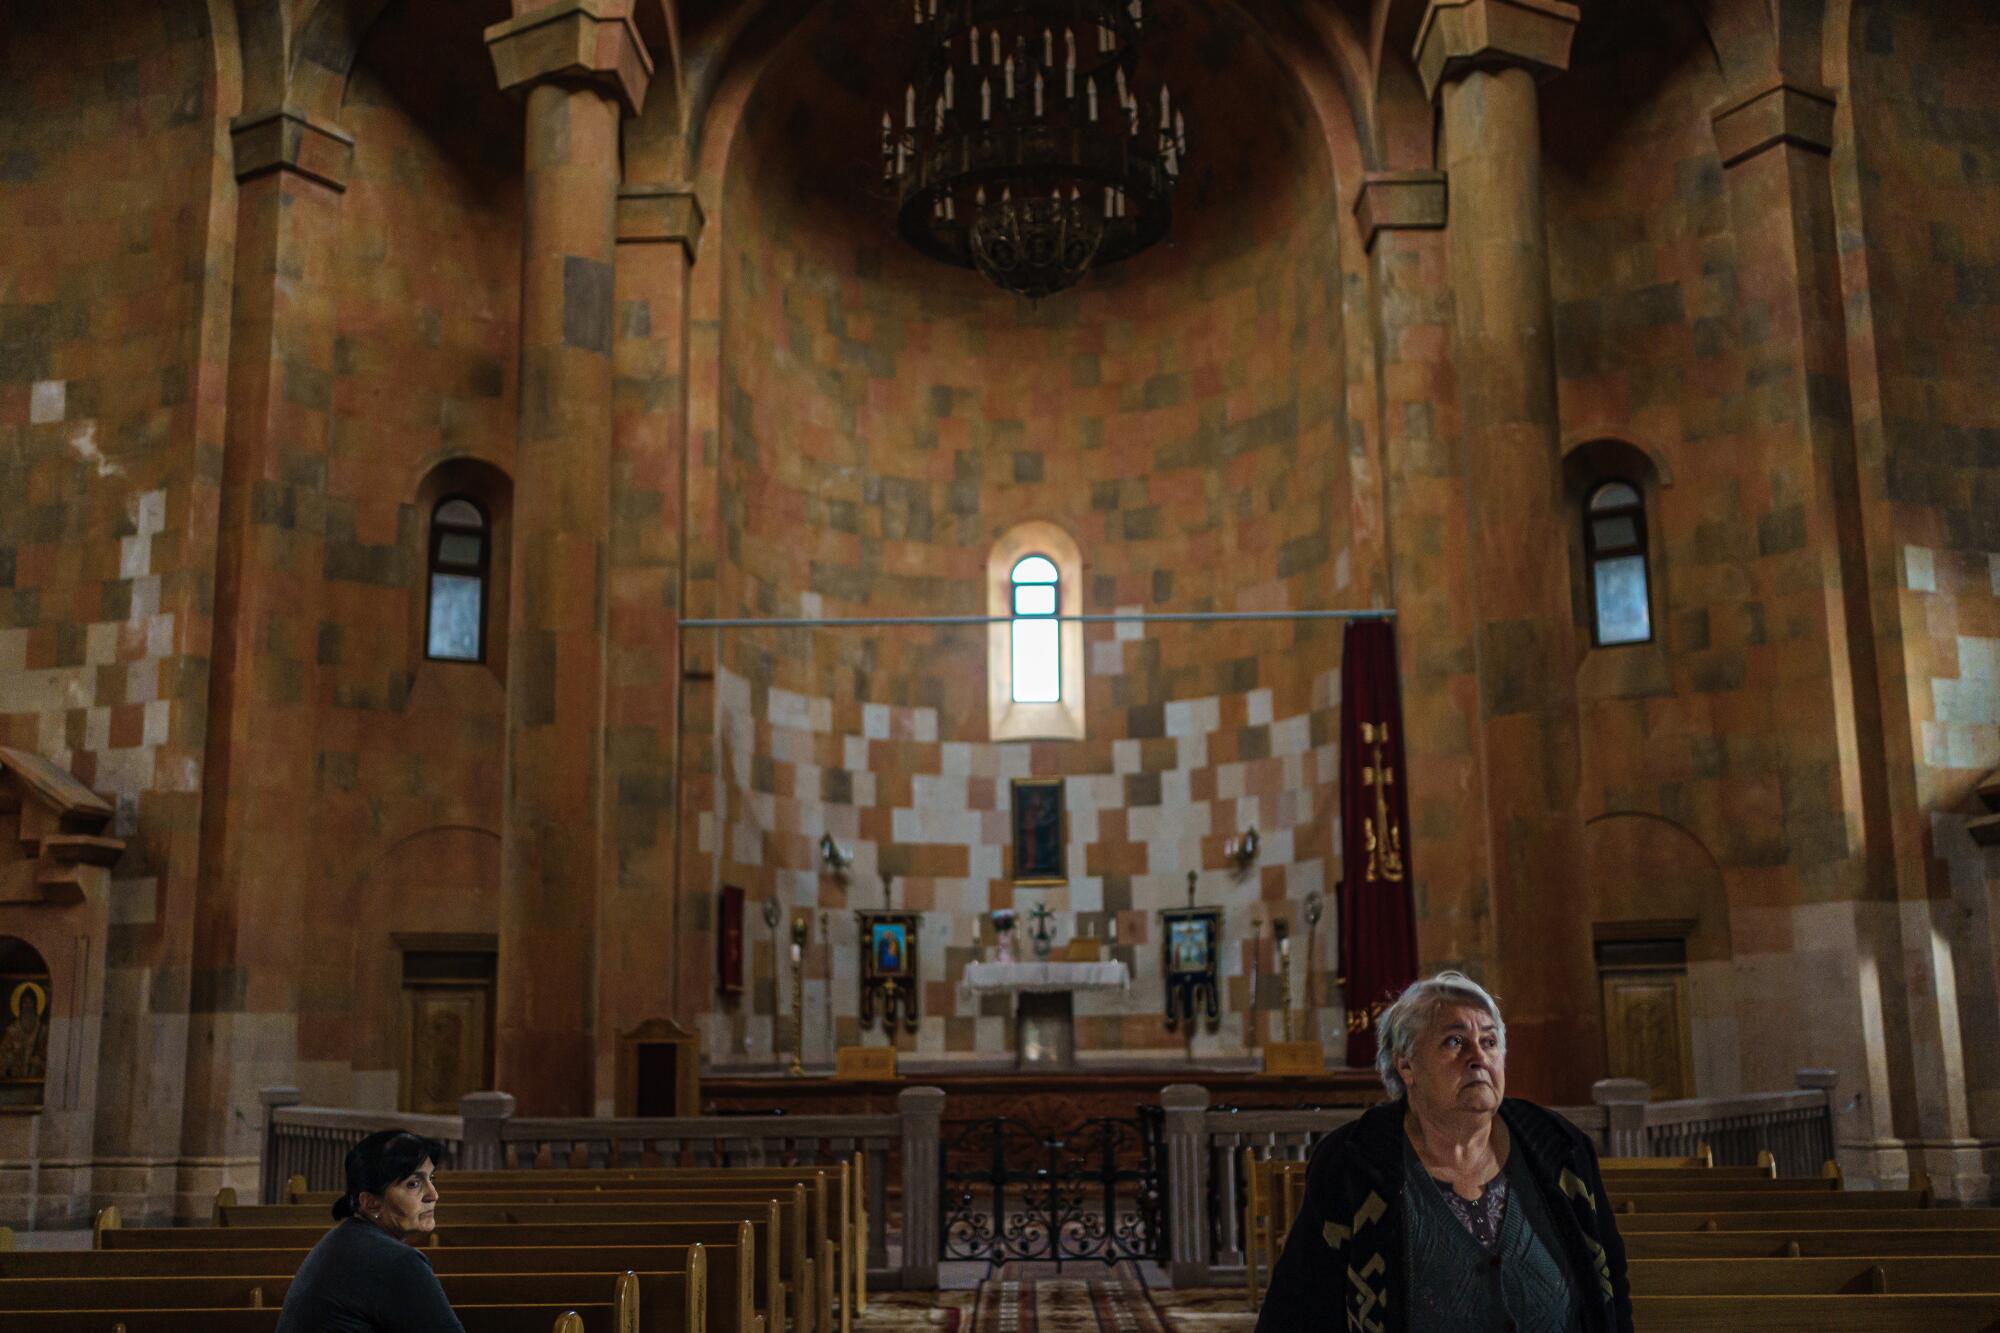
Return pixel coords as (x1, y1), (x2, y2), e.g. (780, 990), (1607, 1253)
(1256, 971), (1632, 1333)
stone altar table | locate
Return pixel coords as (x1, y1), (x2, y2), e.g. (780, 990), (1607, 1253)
(963, 960), (1130, 1067)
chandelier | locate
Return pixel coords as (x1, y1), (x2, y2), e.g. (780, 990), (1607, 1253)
(882, 0), (1187, 299)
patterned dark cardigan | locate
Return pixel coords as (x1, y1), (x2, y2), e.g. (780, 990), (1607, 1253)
(1254, 1097), (1634, 1333)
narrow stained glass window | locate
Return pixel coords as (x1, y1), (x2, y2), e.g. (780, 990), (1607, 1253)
(1011, 554), (1061, 703)
(1586, 481), (1652, 647)
(427, 497), (488, 662)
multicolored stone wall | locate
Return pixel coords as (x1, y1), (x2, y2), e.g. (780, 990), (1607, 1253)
(1843, 0), (2000, 1145)
(295, 3), (522, 1108)
(705, 651), (1344, 1063)
(683, 2), (1361, 1061)
(0, 0), (226, 1219)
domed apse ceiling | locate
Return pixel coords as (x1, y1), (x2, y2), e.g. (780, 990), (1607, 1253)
(726, 0), (1338, 308)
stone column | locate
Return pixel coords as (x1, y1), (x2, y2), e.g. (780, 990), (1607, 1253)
(1415, 0), (1594, 1102)
(1356, 172), (1498, 981)
(485, 0), (652, 1115)
(597, 184), (703, 1109)
(1712, 81), (1987, 1198)
(179, 108), (352, 1219)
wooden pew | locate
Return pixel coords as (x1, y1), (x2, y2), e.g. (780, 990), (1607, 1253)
(218, 1194), (807, 1325)
(1615, 1209), (2000, 1233)
(7, 1303), (621, 1332)
(1610, 1189), (1928, 1214)
(1631, 1255), (2000, 1296)
(1610, 1176), (1842, 1193)
(275, 1181), (836, 1333)
(1, 1242), (756, 1333)
(100, 1222), (779, 1332)
(1623, 1229), (2000, 1259)
(389, 1163), (850, 1333)
(0, 1263), (706, 1333)
(1631, 1292), (2000, 1329)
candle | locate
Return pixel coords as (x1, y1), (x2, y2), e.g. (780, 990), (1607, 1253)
(1108, 913), (1119, 944)
(1034, 71), (1044, 116)
(791, 941), (802, 965)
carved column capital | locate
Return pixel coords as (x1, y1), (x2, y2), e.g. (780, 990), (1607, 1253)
(617, 184), (705, 262)
(1711, 80), (1836, 169)
(229, 107), (355, 190)
(485, 0), (653, 117)
(1353, 170), (1448, 251)
(1414, 0), (1580, 103)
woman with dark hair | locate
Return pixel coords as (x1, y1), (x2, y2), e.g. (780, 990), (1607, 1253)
(274, 1129), (465, 1333)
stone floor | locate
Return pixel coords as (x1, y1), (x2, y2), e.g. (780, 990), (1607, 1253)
(857, 1266), (1257, 1333)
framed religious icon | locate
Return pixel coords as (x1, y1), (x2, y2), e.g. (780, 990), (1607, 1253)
(1011, 777), (1065, 884)
(857, 910), (920, 1032)
(716, 885), (746, 996)
(1161, 906), (1221, 1030)
(0, 937), (52, 1112)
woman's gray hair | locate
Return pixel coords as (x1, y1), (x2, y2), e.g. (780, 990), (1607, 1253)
(1373, 970), (1506, 1100)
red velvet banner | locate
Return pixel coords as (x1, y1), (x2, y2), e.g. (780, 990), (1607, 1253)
(1339, 619), (1418, 1068)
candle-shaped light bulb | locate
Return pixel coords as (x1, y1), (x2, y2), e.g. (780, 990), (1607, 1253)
(1108, 912), (1119, 944)
(928, 0), (936, 16)
(991, 30), (1000, 64)
(905, 84), (916, 128)
(969, 24), (979, 63)
(1175, 109), (1186, 153)
(1033, 70), (1044, 116)
(1104, 184), (1113, 215)
(1114, 66), (1127, 104)
(945, 67), (954, 110)
(1064, 31), (1076, 97)
(1086, 76), (1098, 120)
(1160, 85), (1170, 126)
(980, 77), (991, 121)
(1004, 55), (1015, 100)
(976, 186), (986, 206)
(1043, 27), (1054, 65)
(935, 95), (945, 132)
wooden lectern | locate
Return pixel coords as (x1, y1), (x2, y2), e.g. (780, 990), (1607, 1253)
(617, 1018), (701, 1116)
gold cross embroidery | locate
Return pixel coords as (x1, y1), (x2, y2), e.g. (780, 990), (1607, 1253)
(1360, 722), (1405, 883)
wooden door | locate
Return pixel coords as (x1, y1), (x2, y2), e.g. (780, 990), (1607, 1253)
(1599, 970), (1693, 1101)
(401, 984), (490, 1115)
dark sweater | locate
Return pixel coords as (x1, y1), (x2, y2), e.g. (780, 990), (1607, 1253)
(274, 1216), (465, 1333)
(1255, 1098), (1633, 1333)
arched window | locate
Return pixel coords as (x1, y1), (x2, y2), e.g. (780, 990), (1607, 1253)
(988, 523), (1084, 740)
(1010, 555), (1061, 703)
(426, 497), (489, 662)
(1585, 481), (1652, 646)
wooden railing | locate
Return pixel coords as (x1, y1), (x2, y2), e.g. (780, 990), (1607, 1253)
(1158, 1069), (1840, 1286)
(259, 1085), (942, 1288)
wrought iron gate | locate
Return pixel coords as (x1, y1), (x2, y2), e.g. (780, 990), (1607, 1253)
(939, 1115), (1160, 1266)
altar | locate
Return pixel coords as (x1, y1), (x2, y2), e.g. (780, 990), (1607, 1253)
(962, 959), (1130, 1067)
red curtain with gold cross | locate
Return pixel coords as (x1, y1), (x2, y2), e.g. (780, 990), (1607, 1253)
(1339, 618), (1418, 1069)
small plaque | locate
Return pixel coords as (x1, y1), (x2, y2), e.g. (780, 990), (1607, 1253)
(1063, 938), (1104, 962)
(834, 1045), (898, 1081)
(1262, 1041), (1324, 1076)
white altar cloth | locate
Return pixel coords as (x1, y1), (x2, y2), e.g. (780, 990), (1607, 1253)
(962, 960), (1130, 993)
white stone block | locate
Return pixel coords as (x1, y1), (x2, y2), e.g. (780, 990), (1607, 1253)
(29, 380), (65, 424)
(767, 687), (812, 732)
(1090, 639), (1124, 676)
(135, 489), (166, 536)
(1272, 714), (1311, 757)
(119, 535), (151, 580)
(941, 741), (972, 776)
(913, 708), (938, 743)
(83, 706), (111, 753)
(1905, 545), (1937, 592)
(863, 703), (891, 739)
(1115, 603), (1144, 642)
(143, 699), (170, 747)
(1113, 738), (1141, 774)
(146, 613), (173, 658)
